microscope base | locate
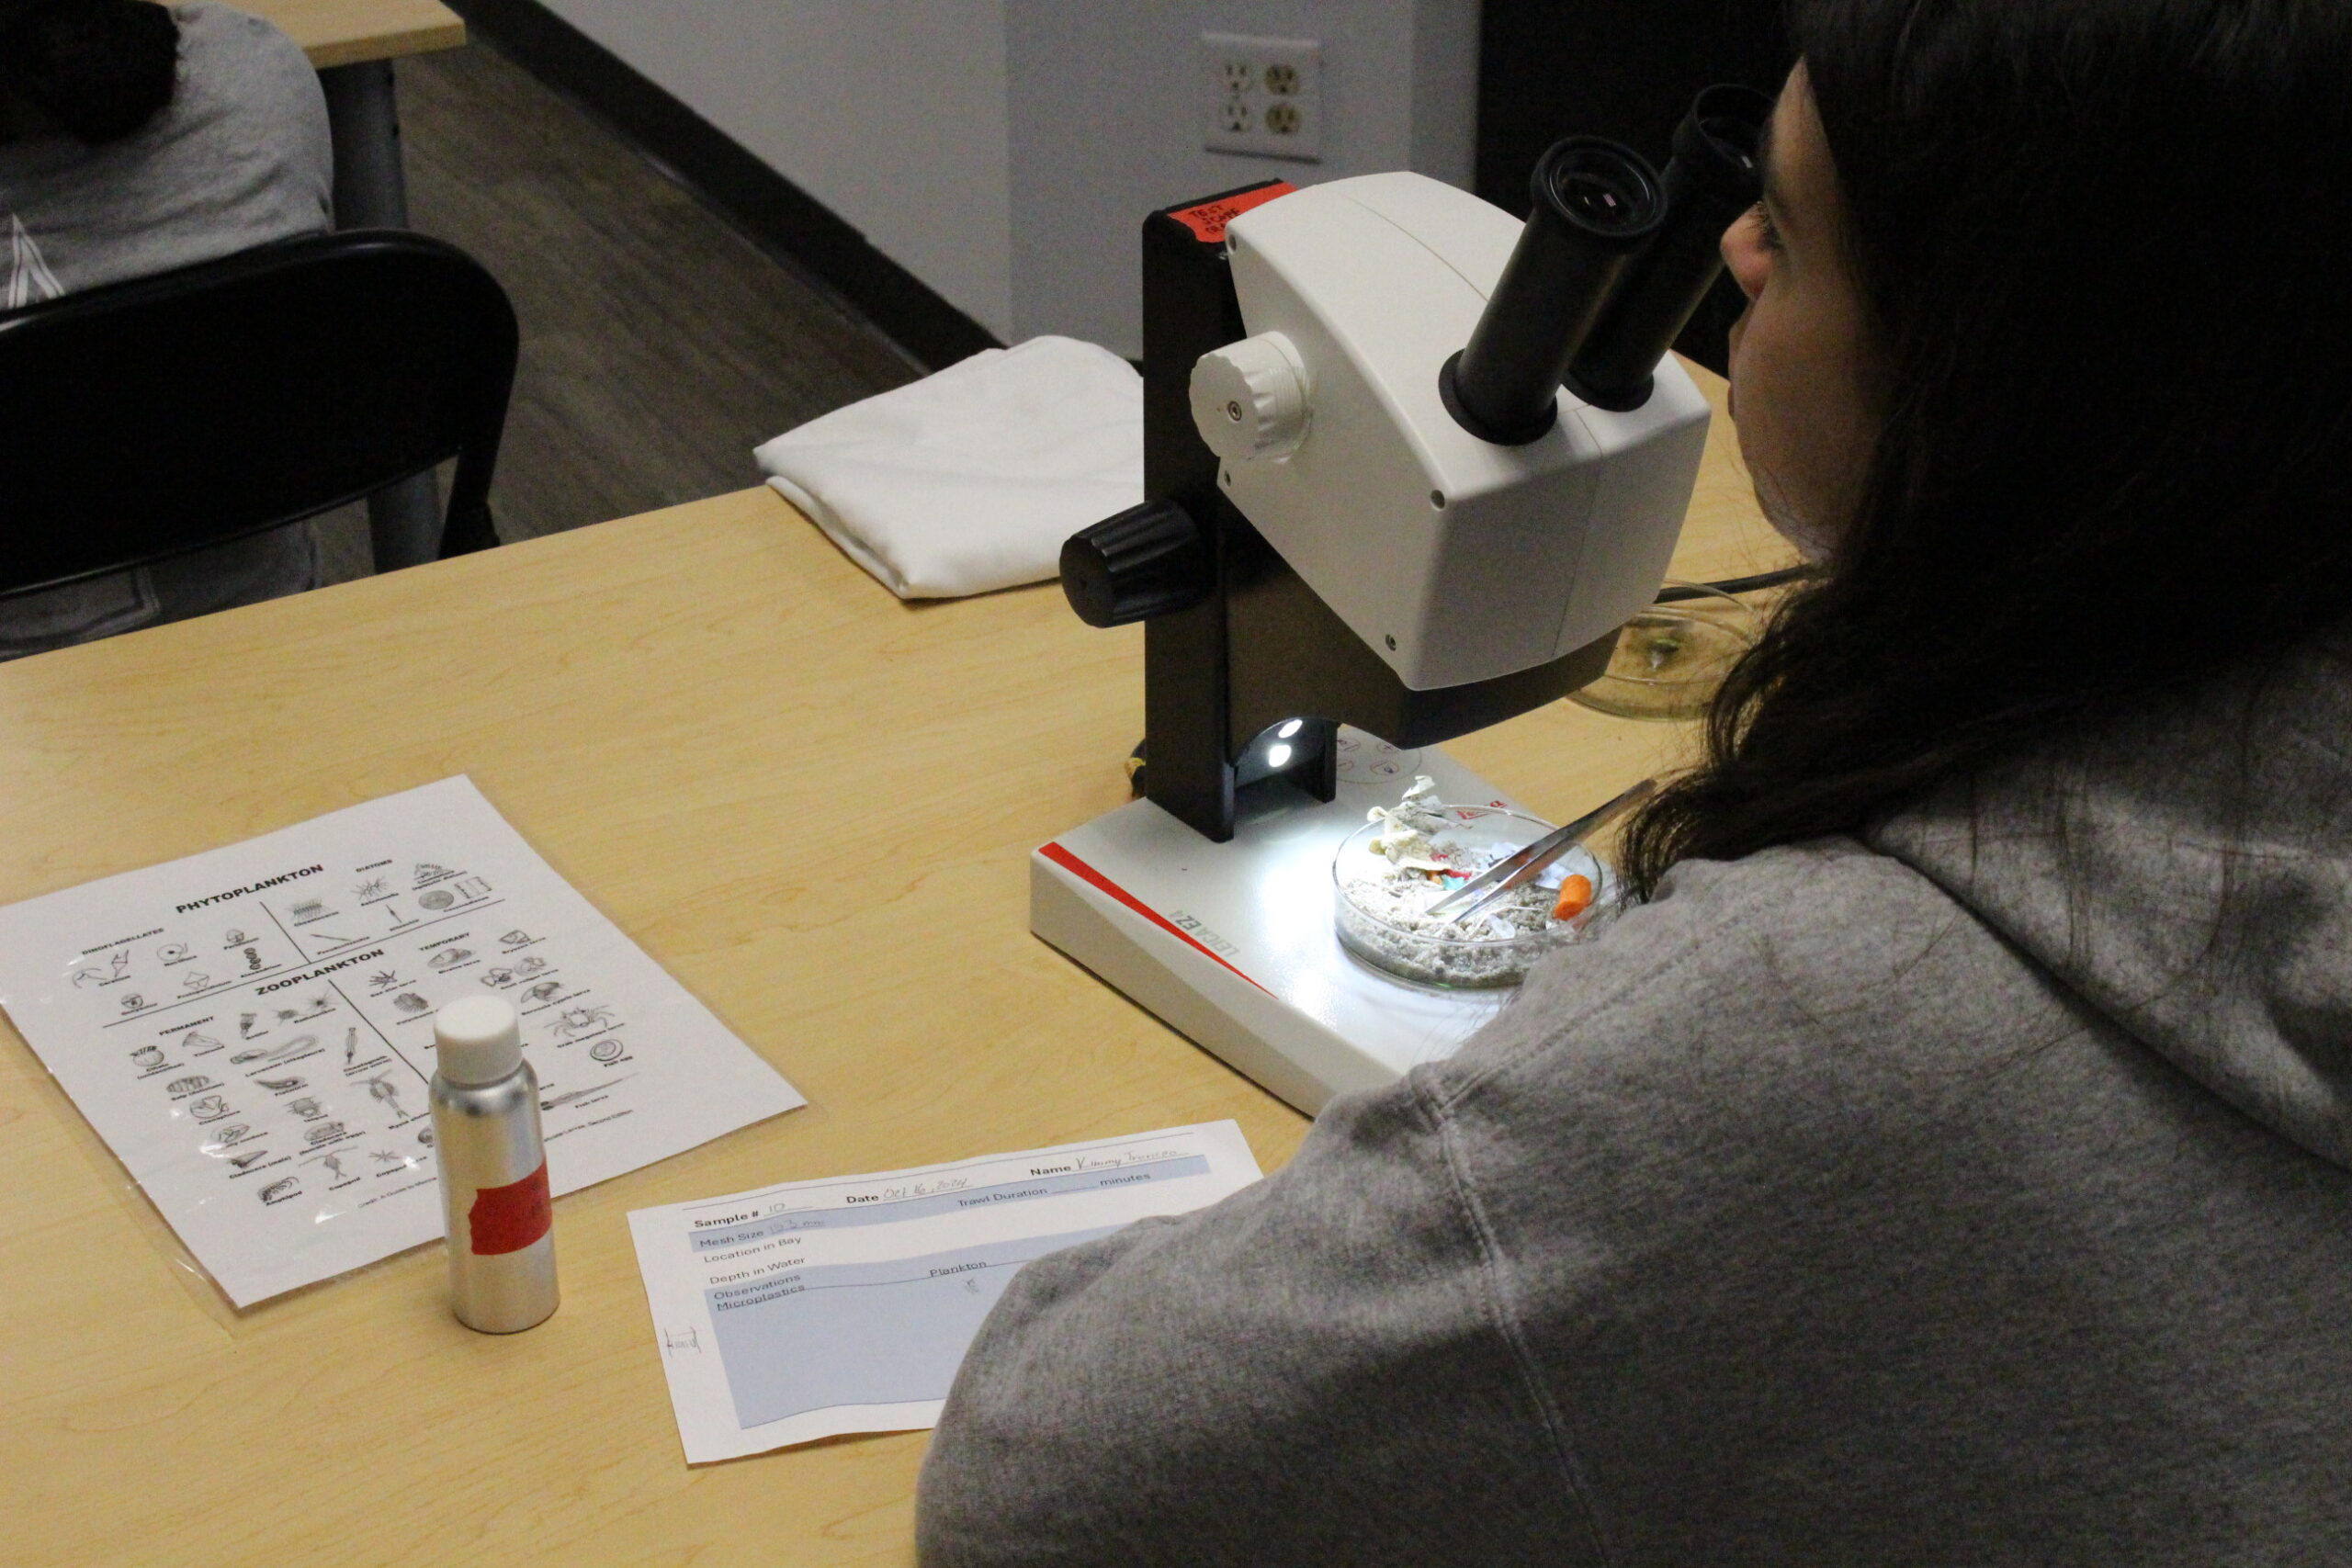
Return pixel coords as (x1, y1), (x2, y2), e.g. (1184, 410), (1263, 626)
(1029, 737), (1529, 1116)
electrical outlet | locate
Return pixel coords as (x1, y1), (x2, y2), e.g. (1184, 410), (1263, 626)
(1202, 33), (1322, 163)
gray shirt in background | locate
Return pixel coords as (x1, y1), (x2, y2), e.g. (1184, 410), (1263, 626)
(919, 628), (2352, 1565)
(0, 1), (334, 658)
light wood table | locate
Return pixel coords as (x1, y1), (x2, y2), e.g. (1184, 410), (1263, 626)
(0, 365), (1786, 1565)
(249, 0), (467, 69)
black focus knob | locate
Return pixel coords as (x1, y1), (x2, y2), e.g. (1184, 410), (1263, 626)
(1059, 500), (1212, 627)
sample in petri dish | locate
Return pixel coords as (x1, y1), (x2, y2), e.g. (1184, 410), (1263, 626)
(1331, 795), (1607, 990)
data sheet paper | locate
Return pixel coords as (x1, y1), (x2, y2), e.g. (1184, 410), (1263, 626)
(628, 1121), (1262, 1462)
(0, 776), (804, 1307)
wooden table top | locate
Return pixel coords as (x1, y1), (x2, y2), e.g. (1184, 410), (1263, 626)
(0, 363), (1787, 1565)
(243, 0), (466, 70)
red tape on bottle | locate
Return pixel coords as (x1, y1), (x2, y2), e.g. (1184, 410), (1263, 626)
(468, 1159), (552, 1256)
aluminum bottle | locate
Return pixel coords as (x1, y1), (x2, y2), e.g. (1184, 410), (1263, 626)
(430, 996), (559, 1333)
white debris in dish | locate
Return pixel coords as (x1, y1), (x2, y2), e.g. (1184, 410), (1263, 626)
(1334, 778), (1589, 989)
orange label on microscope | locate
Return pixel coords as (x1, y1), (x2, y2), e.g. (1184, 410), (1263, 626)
(1168, 182), (1296, 243)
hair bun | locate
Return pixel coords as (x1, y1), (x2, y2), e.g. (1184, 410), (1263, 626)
(4, 0), (181, 144)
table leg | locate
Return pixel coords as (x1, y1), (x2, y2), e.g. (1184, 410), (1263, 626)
(320, 60), (446, 572)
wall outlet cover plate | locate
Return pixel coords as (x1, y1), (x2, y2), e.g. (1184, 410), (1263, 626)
(1202, 31), (1323, 164)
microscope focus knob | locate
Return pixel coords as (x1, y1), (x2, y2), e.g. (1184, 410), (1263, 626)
(1060, 500), (1212, 627)
(1190, 332), (1310, 462)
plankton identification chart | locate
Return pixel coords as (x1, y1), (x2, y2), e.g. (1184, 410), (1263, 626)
(0, 777), (804, 1307)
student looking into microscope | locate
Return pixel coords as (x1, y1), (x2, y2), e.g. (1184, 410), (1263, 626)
(918, 0), (2352, 1561)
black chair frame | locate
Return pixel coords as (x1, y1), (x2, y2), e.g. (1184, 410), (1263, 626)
(0, 228), (518, 598)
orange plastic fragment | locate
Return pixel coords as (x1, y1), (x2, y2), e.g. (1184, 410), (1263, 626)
(1551, 874), (1595, 922)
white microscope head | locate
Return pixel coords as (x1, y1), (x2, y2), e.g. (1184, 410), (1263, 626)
(1197, 171), (1711, 693)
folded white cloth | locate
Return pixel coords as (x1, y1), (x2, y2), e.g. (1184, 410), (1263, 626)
(753, 335), (1143, 599)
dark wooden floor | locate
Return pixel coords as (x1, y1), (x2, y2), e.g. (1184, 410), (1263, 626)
(319, 35), (918, 581)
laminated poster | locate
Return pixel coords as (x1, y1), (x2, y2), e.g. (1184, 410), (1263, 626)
(0, 776), (804, 1306)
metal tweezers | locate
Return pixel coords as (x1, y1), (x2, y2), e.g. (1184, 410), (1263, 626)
(1423, 778), (1658, 922)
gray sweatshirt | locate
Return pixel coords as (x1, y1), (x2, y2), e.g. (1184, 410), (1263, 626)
(919, 632), (2352, 1564)
(0, 2), (329, 657)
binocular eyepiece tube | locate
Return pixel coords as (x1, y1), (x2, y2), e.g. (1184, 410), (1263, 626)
(1443, 85), (1774, 443)
(1442, 137), (1662, 446)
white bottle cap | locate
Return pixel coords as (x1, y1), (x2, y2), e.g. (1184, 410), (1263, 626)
(434, 996), (524, 1085)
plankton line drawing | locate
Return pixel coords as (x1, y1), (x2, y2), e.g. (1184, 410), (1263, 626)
(361, 1075), (409, 1122)
(257, 1178), (300, 1205)
(426, 946), (473, 969)
(228, 1150), (271, 1172)
(541, 1076), (630, 1112)
(183, 1030), (224, 1055)
(355, 877), (391, 900)
(393, 992), (430, 1013)
(129, 1045), (165, 1071)
(256, 1075), (306, 1093)
(551, 1004), (616, 1038)
(288, 1097), (324, 1121)
(157, 942), (190, 964)
(232, 1034), (318, 1067)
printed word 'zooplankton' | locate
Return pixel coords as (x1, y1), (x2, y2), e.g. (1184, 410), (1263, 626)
(256, 948), (387, 995)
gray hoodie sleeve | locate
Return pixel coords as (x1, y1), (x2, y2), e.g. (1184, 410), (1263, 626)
(914, 1072), (1606, 1567)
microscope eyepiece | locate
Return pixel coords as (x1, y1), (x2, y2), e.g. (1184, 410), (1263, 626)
(1546, 144), (1658, 231)
(1566, 84), (1774, 412)
(1442, 136), (1664, 446)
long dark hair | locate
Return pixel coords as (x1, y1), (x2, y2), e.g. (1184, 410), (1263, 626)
(0, 0), (179, 143)
(1622, 0), (2352, 895)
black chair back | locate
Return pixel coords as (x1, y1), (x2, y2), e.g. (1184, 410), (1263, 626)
(0, 229), (518, 597)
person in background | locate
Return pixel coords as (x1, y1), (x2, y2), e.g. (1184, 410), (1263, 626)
(0, 0), (331, 657)
(915, 0), (2352, 1561)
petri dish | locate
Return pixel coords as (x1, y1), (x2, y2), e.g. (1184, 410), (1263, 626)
(1330, 805), (1607, 990)
(1568, 581), (1760, 721)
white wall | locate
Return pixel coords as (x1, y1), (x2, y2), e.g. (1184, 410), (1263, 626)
(1007, 0), (1480, 355)
(536, 0), (1018, 339)
(533, 0), (1480, 358)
